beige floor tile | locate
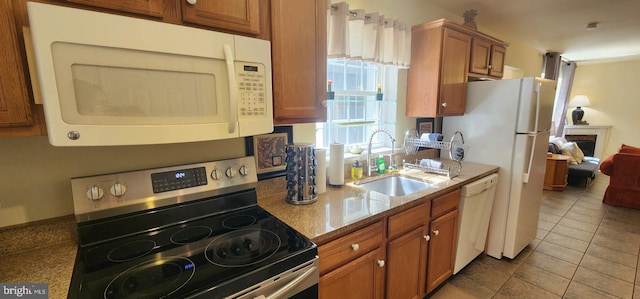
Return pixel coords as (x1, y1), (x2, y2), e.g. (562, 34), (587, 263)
(580, 254), (636, 283)
(448, 274), (494, 299)
(586, 243), (638, 267)
(563, 210), (604, 225)
(543, 231), (589, 252)
(538, 219), (557, 231)
(572, 266), (634, 298)
(429, 283), (477, 299)
(493, 277), (561, 299)
(557, 217), (599, 233)
(537, 228), (550, 240)
(512, 263), (570, 295)
(535, 241), (584, 265)
(564, 281), (622, 299)
(551, 224), (595, 242)
(524, 251), (578, 279)
(591, 233), (640, 255)
(539, 212), (562, 224)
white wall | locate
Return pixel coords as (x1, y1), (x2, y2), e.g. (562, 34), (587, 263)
(568, 58), (640, 157)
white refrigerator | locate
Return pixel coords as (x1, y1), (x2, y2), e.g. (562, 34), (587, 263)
(442, 77), (556, 259)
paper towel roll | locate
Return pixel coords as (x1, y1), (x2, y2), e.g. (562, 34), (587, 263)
(329, 143), (345, 186)
(316, 149), (327, 194)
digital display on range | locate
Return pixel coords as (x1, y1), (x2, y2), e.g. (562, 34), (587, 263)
(244, 65), (259, 72)
(151, 167), (207, 193)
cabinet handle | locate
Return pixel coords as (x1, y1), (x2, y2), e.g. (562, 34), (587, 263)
(351, 243), (359, 251)
(377, 260), (385, 267)
(488, 65), (493, 70)
(441, 102), (447, 108)
(432, 229), (439, 236)
(186, 0), (197, 4)
(423, 235), (430, 241)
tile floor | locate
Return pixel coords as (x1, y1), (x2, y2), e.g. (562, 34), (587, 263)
(432, 174), (640, 299)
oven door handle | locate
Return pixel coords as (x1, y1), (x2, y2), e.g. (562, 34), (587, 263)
(260, 266), (317, 299)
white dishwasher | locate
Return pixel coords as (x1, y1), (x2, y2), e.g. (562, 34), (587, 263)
(454, 173), (499, 274)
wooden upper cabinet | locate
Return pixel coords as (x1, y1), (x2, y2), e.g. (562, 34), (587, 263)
(407, 18), (507, 117)
(489, 44), (507, 78)
(406, 20), (470, 117)
(64, 0), (165, 17)
(470, 38), (507, 78)
(271, 0), (327, 124)
(181, 0), (260, 35)
(439, 28), (471, 116)
(0, 0), (32, 128)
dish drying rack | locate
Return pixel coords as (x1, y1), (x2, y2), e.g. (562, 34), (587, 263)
(402, 129), (466, 178)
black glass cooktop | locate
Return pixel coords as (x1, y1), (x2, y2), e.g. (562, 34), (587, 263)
(69, 205), (317, 299)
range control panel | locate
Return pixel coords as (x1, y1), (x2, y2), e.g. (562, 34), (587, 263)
(71, 156), (257, 222)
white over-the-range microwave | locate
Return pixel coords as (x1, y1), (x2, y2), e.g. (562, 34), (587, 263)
(26, 2), (273, 146)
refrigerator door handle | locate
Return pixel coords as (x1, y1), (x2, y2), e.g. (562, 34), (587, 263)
(522, 133), (536, 183)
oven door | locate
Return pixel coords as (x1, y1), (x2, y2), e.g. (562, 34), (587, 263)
(221, 258), (318, 299)
(27, 2), (272, 146)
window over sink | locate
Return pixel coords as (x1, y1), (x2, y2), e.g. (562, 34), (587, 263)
(316, 59), (397, 153)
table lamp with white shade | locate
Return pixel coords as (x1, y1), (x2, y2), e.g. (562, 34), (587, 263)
(569, 95), (591, 125)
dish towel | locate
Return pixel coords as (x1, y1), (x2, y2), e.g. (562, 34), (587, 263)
(420, 159), (443, 169)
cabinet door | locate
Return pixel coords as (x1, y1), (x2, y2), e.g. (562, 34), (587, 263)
(271, 0), (327, 124)
(0, 0), (32, 127)
(319, 248), (385, 299)
(426, 209), (459, 293)
(65, 0), (165, 17)
(469, 38), (491, 75)
(181, 0), (260, 35)
(386, 226), (428, 299)
(438, 28), (470, 116)
(489, 45), (506, 78)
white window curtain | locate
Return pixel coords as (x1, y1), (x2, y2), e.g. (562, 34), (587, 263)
(328, 2), (411, 68)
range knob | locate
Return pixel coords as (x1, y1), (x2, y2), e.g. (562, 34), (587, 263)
(211, 169), (224, 180)
(239, 165), (248, 176)
(110, 183), (127, 197)
(86, 186), (104, 201)
(226, 167), (237, 178)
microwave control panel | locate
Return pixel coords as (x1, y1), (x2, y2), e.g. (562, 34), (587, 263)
(236, 62), (267, 119)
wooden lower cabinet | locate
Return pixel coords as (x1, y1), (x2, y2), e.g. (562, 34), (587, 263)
(386, 226), (429, 299)
(319, 248), (386, 299)
(426, 209), (459, 293)
(318, 190), (461, 298)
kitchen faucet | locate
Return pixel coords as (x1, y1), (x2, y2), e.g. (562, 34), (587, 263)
(367, 128), (396, 176)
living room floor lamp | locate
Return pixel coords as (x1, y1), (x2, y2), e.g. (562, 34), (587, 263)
(569, 95), (591, 125)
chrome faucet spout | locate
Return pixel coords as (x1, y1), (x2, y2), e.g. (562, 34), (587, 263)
(367, 128), (396, 176)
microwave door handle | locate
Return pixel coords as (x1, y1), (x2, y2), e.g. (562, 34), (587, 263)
(223, 44), (238, 134)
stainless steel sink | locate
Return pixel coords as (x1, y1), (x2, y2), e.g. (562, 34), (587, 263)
(355, 176), (436, 196)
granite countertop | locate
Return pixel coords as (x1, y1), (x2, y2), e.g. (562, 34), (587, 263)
(0, 159), (497, 298)
(257, 160), (499, 245)
(0, 215), (77, 299)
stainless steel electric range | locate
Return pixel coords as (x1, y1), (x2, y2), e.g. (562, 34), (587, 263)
(68, 156), (318, 299)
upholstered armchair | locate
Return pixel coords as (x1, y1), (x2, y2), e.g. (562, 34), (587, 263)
(599, 144), (640, 209)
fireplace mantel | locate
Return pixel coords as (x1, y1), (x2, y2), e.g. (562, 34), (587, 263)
(563, 125), (611, 160)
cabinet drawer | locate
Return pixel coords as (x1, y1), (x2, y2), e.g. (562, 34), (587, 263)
(388, 202), (430, 240)
(318, 221), (384, 275)
(431, 189), (460, 218)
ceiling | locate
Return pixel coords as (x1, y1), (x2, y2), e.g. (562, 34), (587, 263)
(423, 0), (640, 62)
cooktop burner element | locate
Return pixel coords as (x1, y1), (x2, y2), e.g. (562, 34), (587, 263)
(170, 226), (213, 245)
(205, 228), (281, 267)
(222, 215), (257, 229)
(107, 240), (157, 262)
(104, 257), (195, 299)
(68, 157), (318, 298)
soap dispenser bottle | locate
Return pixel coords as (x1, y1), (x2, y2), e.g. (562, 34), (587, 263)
(351, 160), (363, 180)
(376, 155), (386, 174)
